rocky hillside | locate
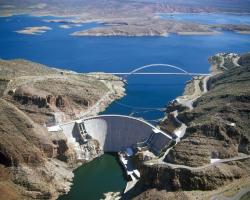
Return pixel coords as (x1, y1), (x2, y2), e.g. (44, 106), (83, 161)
(131, 52), (250, 200)
(0, 59), (125, 199)
(171, 53), (250, 166)
(0, 59), (125, 124)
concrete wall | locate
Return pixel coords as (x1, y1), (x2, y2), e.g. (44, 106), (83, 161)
(58, 115), (172, 154)
(148, 133), (171, 154)
(60, 122), (76, 144)
(82, 115), (171, 152)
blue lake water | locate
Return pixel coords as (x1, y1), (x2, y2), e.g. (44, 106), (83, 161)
(1, 14), (250, 200)
(159, 13), (250, 25)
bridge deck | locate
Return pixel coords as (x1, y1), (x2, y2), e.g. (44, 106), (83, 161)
(104, 72), (210, 76)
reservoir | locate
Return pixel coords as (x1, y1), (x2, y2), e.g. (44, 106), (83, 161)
(0, 14), (250, 200)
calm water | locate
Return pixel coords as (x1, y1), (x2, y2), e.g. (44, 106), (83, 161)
(59, 154), (126, 200)
(159, 13), (250, 25)
(1, 14), (250, 200)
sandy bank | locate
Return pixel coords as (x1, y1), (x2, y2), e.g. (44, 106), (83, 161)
(177, 31), (220, 36)
(15, 26), (52, 35)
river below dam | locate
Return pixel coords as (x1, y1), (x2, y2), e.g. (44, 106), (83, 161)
(58, 154), (126, 200)
(1, 13), (250, 200)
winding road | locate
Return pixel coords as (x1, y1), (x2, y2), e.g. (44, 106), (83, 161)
(150, 155), (250, 170)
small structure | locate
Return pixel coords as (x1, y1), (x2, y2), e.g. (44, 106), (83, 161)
(118, 147), (141, 193)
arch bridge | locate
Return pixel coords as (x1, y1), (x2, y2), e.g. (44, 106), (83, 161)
(105, 63), (210, 77)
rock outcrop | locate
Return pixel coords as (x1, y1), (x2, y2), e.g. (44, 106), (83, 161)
(0, 59), (125, 124)
(138, 159), (250, 191)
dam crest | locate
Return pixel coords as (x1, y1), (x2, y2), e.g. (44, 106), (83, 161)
(49, 115), (172, 156)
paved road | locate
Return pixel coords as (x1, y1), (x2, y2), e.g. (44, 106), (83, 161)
(210, 186), (250, 200)
(150, 155), (250, 171)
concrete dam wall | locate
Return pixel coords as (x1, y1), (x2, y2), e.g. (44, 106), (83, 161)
(58, 115), (172, 154)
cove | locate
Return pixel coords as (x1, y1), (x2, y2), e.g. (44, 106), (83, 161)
(0, 14), (250, 200)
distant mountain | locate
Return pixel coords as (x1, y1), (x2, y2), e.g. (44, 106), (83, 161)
(1, 0), (250, 17)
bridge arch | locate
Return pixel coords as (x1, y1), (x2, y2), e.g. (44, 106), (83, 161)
(128, 63), (189, 76)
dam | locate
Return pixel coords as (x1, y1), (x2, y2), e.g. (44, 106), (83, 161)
(49, 115), (173, 195)
(50, 115), (172, 155)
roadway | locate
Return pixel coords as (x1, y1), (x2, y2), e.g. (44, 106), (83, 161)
(103, 72), (211, 76)
(91, 63), (211, 77)
(148, 155), (250, 171)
